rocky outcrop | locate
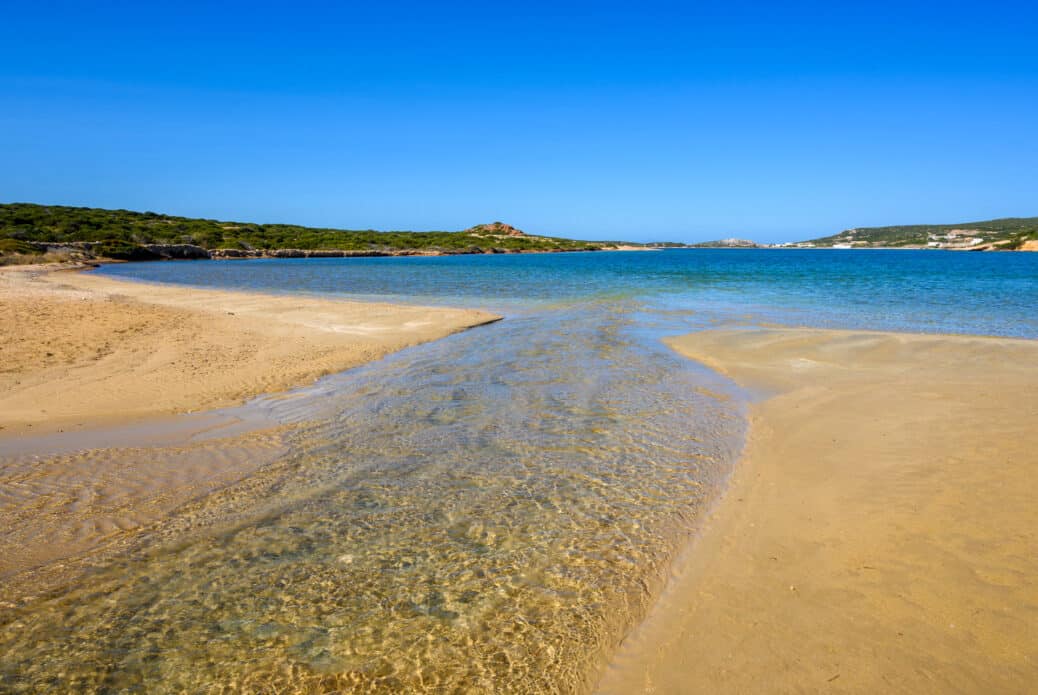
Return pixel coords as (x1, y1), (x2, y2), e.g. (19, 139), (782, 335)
(211, 248), (260, 258)
(27, 241), (101, 254)
(76, 241), (604, 262)
(267, 249), (386, 258)
(143, 244), (211, 259)
(465, 222), (527, 237)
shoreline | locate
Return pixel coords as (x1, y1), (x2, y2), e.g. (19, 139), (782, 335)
(0, 264), (501, 600)
(0, 264), (500, 439)
(10, 242), (656, 265)
(599, 327), (1038, 692)
(687, 245), (1036, 251)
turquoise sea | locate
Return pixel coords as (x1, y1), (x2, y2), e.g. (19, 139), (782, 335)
(2, 249), (1035, 693)
(95, 248), (1038, 337)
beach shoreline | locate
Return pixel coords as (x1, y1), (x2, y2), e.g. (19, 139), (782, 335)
(1, 255), (1035, 689)
(0, 263), (501, 602)
(599, 327), (1038, 693)
(0, 263), (500, 439)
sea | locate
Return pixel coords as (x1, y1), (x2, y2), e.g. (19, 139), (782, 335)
(2, 249), (1035, 692)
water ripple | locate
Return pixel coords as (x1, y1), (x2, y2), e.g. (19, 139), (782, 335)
(0, 303), (743, 693)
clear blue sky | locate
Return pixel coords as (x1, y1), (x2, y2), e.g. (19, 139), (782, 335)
(2, 1), (1036, 242)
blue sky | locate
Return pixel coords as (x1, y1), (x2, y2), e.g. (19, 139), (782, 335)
(2, 1), (1036, 242)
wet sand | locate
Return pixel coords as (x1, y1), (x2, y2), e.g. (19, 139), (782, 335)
(0, 264), (498, 599)
(600, 328), (1038, 693)
(0, 428), (293, 599)
(0, 264), (499, 438)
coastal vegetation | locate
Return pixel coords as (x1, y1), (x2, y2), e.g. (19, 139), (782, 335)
(0, 237), (79, 266)
(0, 203), (622, 261)
(802, 217), (1038, 249)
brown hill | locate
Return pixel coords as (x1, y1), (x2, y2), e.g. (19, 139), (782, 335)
(465, 221), (527, 238)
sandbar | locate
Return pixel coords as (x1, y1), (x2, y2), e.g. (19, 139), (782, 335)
(0, 264), (499, 438)
(600, 327), (1038, 693)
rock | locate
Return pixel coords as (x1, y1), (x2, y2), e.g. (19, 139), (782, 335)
(464, 221), (528, 237)
(143, 244), (211, 259)
(211, 248), (258, 258)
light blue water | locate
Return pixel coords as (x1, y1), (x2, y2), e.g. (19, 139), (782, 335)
(2, 249), (1034, 694)
(97, 248), (1038, 337)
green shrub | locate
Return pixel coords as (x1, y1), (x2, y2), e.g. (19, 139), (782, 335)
(0, 203), (609, 253)
(0, 238), (38, 255)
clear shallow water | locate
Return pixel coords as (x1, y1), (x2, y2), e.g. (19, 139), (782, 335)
(1, 250), (1034, 693)
(0, 302), (741, 693)
(96, 248), (1038, 336)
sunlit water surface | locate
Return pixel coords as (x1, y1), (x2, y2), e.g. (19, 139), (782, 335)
(1, 250), (1034, 692)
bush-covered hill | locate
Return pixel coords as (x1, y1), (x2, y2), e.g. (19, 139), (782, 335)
(0, 203), (614, 258)
(803, 217), (1038, 249)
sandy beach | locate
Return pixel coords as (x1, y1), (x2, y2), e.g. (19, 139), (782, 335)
(600, 327), (1038, 692)
(0, 264), (499, 438)
(0, 264), (499, 597)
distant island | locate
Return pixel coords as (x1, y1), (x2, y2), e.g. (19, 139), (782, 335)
(0, 203), (645, 264)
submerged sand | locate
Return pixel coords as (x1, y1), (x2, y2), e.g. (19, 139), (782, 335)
(600, 328), (1038, 692)
(0, 264), (498, 597)
(0, 264), (499, 438)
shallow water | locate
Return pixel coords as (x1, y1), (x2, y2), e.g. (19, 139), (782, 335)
(0, 300), (743, 693)
(95, 248), (1038, 337)
(1, 250), (1034, 692)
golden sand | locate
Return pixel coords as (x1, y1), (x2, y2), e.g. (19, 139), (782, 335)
(0, 264), (499, 438)
(600, 328), (1038, 693)
(0, 264), (498, 595)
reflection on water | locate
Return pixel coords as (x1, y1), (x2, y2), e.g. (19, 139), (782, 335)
(0, 301), (743, 693)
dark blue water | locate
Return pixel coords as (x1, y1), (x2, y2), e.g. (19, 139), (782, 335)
(97, 249), (1038, 337)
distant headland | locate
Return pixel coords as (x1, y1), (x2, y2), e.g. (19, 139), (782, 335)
(0, 203), (646, 264)
(3, 204), (1036, 265)
(681, 216), (1038, 251)
(792, 217), (1038, 250)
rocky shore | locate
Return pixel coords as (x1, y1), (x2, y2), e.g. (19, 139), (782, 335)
(21, 240), (609, 262)
(206, 245), (582, 259)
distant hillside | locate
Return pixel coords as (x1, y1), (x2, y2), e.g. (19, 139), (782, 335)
(691, 238), (759, 248)
(464, 221), (527, 238)
(0, 204), (621, 262)
(801, 217), (1038, 250)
